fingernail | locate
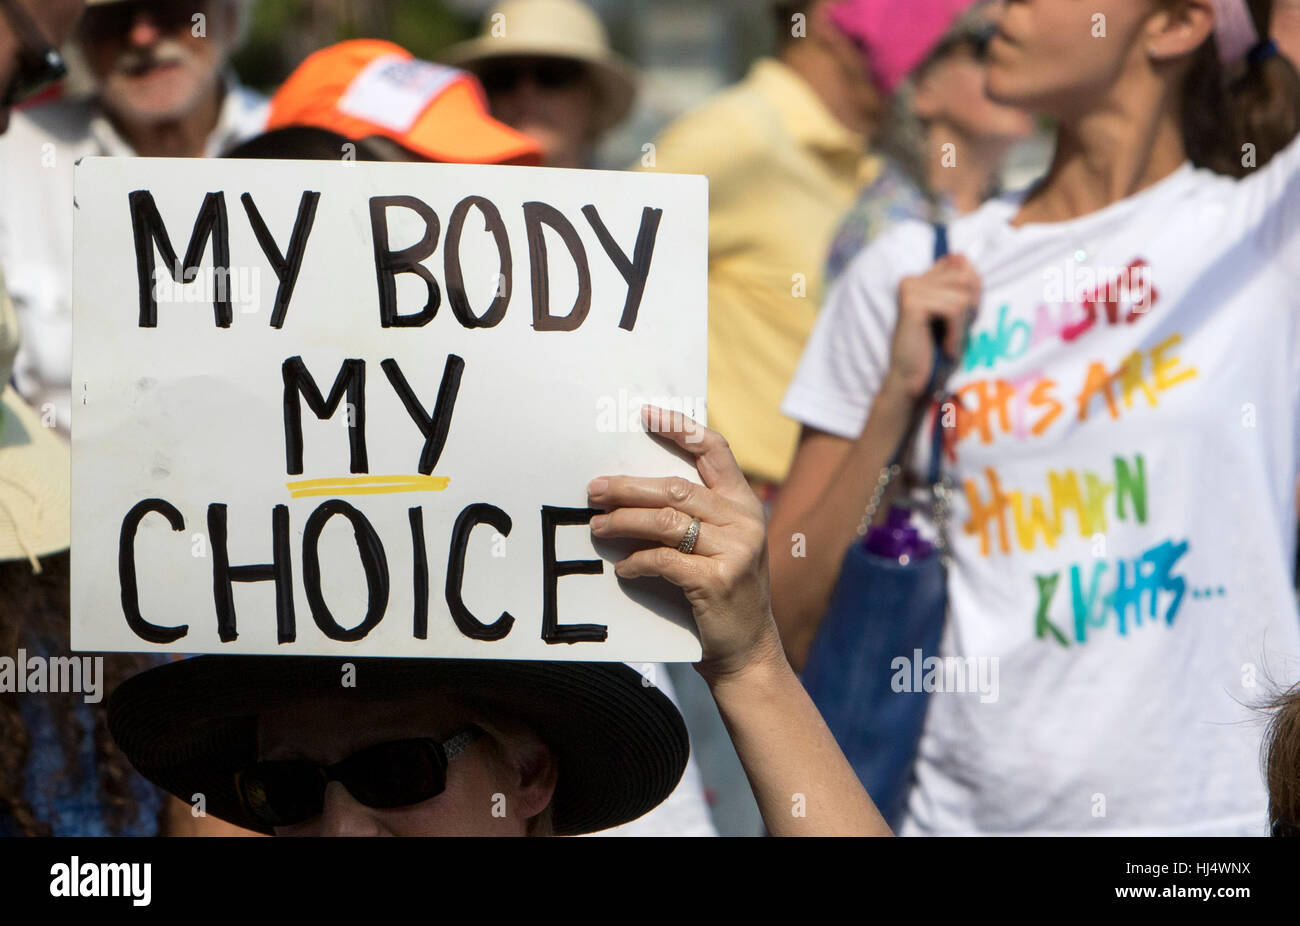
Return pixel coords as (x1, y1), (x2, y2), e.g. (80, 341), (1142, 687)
(590, 514), (607, 531)
(588, 478), (608, 497)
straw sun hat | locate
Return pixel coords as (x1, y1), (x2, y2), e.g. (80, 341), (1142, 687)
(0, 269), (69, 568)
(443, 0), (637, 133)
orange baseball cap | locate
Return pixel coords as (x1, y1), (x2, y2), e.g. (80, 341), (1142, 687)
(267, 39), (543, 166)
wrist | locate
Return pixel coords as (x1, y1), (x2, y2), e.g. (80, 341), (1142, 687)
(698, 629), (791, 696)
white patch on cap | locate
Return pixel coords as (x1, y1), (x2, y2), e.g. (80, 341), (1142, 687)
(337, 54), (465, 134)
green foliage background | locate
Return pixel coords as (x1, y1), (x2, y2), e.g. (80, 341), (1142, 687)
(232, 0), (478, 92)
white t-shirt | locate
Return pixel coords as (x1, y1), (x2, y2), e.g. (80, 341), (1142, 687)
(783, 139), (1300, 835)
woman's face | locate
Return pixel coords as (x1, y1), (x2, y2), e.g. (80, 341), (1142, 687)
(480, 55), (601, 169)
(984, 0), (1161, 120)
(257, 693), (555, 836)
(915, 44), (1036, 144)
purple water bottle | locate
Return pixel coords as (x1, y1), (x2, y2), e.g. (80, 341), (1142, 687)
(863, 505), (933, 564)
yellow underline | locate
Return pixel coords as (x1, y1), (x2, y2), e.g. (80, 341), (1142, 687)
(286, 475), (450, 498)
(287, 474), (445, 488)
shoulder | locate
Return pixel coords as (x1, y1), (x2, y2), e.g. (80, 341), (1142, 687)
(829, 196), (1018, 317)
(665, 67), (782, 135)
(218, 78), (271, 147)
(226, 79), (270, 122)
(1218, 133), (1300, 226)
(837, 216), (943, 295)
(0, 100), (91, 215)
(1, 97), (98, 150)
(649, 76), (783, 175)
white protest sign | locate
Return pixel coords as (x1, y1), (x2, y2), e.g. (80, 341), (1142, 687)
(71, 156), (707, 661)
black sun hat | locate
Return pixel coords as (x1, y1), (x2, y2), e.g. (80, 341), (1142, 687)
(107, 655), (689, 836)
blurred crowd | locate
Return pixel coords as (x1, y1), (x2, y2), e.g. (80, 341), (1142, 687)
(2, 0), (1300, 840)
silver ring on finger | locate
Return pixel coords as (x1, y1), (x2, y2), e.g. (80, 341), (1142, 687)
(676, 517), (701, 554)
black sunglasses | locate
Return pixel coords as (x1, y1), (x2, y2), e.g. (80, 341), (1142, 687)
(236, 725), (485, 828)
(477, 57), (587, 95)
(969, 22), (998, 60)
(0, 0), (68, 109)
(78, 0), (206, 38)
(930, 21), (999, 67)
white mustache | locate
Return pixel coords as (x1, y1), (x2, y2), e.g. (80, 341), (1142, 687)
(113, 41), (191, 76)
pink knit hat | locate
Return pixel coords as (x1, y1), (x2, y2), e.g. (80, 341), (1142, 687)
(826, 0), (977, 96)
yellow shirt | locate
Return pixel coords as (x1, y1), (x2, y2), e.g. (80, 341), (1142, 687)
(643, 59), (878, 483)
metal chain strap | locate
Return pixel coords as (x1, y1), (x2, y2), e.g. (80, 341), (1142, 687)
(854, 224), (963, 561)
(856, 462), (901, 536)
(855, 388), (955, 565)
(931, 473), (955, 565)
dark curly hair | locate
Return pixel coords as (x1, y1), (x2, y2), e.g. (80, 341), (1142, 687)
(1264, 680), (1300, 836)
(0, 551), (164, 836)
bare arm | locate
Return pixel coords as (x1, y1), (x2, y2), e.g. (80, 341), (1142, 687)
(705, 642), (891, 836)
(768, 393), (912, 671)
(590, 406), (890, 835)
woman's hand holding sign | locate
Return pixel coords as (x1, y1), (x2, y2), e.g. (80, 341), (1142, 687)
(588, 406), (892, 837)
(588, 405), (780, 685)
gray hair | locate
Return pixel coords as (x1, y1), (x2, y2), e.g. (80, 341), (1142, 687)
(873, 1), (998, 204)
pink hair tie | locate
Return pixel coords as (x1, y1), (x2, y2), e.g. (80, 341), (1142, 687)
(1211, 0), (1260, 65)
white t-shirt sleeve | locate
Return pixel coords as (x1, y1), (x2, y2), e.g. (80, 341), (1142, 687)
(1235, 131), (1300, 264)
(781, 220), (935, 439)
(1228, 134), (1300, 408)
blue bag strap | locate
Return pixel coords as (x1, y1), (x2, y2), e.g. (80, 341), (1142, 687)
(926, 224), (951, 485)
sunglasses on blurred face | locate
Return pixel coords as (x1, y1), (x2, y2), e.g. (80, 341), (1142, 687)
(0, 0), (68, 109)
(965, 22), (998, 61)
(478, 57), (587, 95)
(236, 726), (485, 829)
(933, 21), (998, 66)
(79, 0), (208, 40)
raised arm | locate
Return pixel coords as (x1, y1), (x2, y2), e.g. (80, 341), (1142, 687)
(768, 254), (981, 669)
(588, 406), (889, 835)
